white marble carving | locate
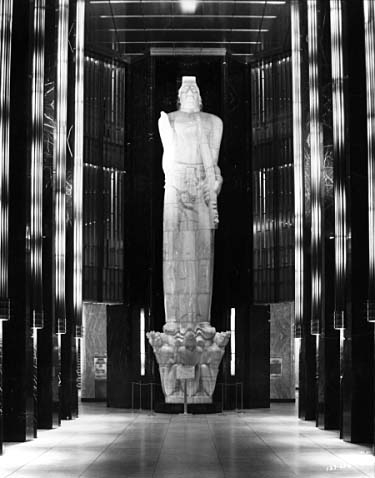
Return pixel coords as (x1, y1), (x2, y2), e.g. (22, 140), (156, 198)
(147, 77), (230, 404)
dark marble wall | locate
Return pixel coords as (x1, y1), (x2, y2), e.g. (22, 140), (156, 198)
(107, 305), (134, 408)
(245, 305), (270, 408)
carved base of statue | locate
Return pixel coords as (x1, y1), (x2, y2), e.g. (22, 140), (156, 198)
(147, 323), (230, 404)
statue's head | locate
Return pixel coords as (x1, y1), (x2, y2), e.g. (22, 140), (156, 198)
(178, 76), (202, 112)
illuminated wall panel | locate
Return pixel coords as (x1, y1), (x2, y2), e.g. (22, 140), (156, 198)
(230, 308), (235, 376)
(83, 55), (126, 302)
(308, 0), (322, 336)
(73, 0), (85, 337)
(330, 0), (346, 329)
(54, 0), (69, 334)
(364, 0), (375, 322)
(251, 56), (294, 304)
(140, 308), (145, 376)
(291, 0), (303, 337)
(102, 167), (125, 301)
(30, 0), (45, 329)
(0, 0), (13, 320)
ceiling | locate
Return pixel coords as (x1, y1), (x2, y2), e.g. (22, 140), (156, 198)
(85, 0), (291, 62)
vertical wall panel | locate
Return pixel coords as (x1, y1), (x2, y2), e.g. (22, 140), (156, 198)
(83, 55), (126, 303)
(251, 56), (294, 304)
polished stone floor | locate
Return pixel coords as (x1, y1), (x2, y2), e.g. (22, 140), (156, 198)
(0, 402), (374, 478)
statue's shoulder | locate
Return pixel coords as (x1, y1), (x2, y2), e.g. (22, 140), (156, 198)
(168, 111), (179, 119)
(200, 112), (222, 125)
(200, 112), (223, 130)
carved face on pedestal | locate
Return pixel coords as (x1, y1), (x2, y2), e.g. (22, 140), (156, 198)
(184, 330), (197, 352)
(178, 76), (202, 113)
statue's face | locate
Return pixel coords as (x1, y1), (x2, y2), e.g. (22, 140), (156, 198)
(179, 82), (201, 111)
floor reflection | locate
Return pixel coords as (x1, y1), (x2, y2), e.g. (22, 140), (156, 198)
(0, 402), (373, 478)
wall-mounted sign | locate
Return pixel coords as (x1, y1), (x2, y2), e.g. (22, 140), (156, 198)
(94, 356), (107, 381)
(176, 365), (195, 380)
(270, 358), (282, 377)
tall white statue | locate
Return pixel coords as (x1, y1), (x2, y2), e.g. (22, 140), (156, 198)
(148, 77), (230, 404)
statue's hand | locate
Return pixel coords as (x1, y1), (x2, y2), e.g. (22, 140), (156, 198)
(159, 110), (170, 124)
(159, 111), (173, 145)
(214, 178), (222, 195)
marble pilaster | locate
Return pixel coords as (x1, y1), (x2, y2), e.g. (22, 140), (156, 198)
(3, 0), (35, 442)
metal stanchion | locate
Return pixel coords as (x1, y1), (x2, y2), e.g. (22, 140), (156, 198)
(221, 382), (224, 413)
(217, 382), (243, 413)
(183, 380), (188, 415)
(131, 382), (134, 411)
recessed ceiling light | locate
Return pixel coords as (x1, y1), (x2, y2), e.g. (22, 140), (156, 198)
(99, 15), (277, 19)
(91, 1), (286, 4)
(180, 0), (198, 13)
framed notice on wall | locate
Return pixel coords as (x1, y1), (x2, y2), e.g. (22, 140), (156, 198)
(94, 356), (107, 381)
(270, 358), (282, 377)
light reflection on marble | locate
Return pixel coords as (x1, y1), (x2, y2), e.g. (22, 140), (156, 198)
(0, 402), (373, 478)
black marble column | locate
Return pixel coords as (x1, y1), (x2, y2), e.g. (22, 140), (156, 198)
(0, 0), (13, 454)
(60, 0), (79, 421)
(315, 0), (340, 431)
(341, 0), (373, 443)
(0, 325), (3, 451)
(3, 1), (35, 442)
(294, 0), (316, 422)
(37, 0), (62, 429)
(362, 1), (375, 452)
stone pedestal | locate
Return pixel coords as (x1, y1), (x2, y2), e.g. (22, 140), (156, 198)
(148, 323), (229, 404)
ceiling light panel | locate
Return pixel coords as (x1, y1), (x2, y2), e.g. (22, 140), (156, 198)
(86, 0), (289, 58)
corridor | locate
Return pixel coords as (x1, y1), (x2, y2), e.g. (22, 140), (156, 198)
(0, 403), (373, 478)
